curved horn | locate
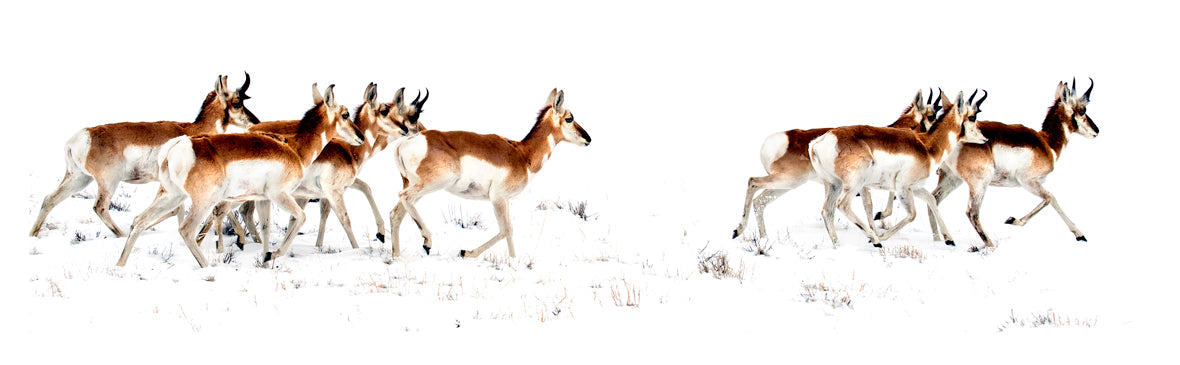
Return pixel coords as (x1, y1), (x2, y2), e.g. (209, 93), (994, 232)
(410, 89), (421, 106)
(418, 88), (429, 106)
(927, 87), (934, 105)
(976, 89), (988, 108)
(1083, 77), (1094, 101)
(1072, 77), (1077, 96)
(968, 89), (979, 105)
(239, 72), (251, 96)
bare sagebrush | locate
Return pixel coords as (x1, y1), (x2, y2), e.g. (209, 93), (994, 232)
(881, 245), (925, 263)
(29, 246), (42, 256)
(698, 247), (745, 280)
(221, 250), (237, 264)
(70, 231), (87, 245)
(149, 245), (176, 264)
(800, 280), (853, 309)
(536, 199), (597, 221)
(742, 236), (775, 256)
(999, 309), (1097, 332)
(610, 281), (641, 308)
(442, 205), (485, 230)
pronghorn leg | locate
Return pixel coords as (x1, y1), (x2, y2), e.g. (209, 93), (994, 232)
(836, 184), (880, 247)
(349, 179), (386, 243)
(282, 199), (312, 246)
(118, 190), (186, 267)
(874, 191), (895, 229)
(461, 197), (513, 258)
(326, 189), (360, 249)
(30, 170), (93, 236)
(177, 200), (215, 268)
(928, 169), (963, 242)
(734, 175), (804, 239)
(912, 187), (955, 246)
(257, 200), (273, 254)
(396, 187), (434, 256)
(92, 178), (127, 237)
(265, 193), (306, 263)
(751, 189), (787, 238)
(819, 181), (843, 246)
(389, 200), (407, 258)
(1007, 180), (1086, 241)
(964, 181), (994, 248)
(860, 188), (877, 230)
(315, 199), (329, 248)
(877, 189), (916, 241)
(225, 204), (249, 250)
(240, 201), (262, 244)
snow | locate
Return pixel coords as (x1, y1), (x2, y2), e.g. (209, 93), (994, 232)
(4, 1), (1179, 363)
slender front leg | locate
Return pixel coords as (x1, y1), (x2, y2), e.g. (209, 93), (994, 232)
(326, 190), (360, 249)
(928, 168), (963, 241)
(397, 187), (433, 256)
(265, 193), (306, 263)
(461, 197), (513, 258)
(912, 187), (954, 246)
(257, 200), (272, 254)
(836, 184), (880, 247)
(178, 200), (216, 268)
(93, 177), (127, 237)
(240, 201), (262, 244)
(1007, 180), (1086, 241)
(350, 179), (386, 243)
(964, 182), (994, 248)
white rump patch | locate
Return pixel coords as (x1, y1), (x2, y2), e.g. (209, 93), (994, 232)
(395, 134), (429, 181)
(760, 132), (789, 173)
(64, 129), (91, 175)
(159, 137), (195, 194)
(807, 132), (840, 184)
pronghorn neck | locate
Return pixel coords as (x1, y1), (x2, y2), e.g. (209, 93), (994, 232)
(886, 105), (922, 130)
(919, 111), (960, 163)
(289, 105), (336, 167)
(519, 106), (561, 173)
(183, 91), (231, 134)
(350, 103), (391, 165)
(1040, 100), (1071, 158)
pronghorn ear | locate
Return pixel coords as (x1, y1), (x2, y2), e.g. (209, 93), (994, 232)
(913, 90), (924, 108)
(325, 84), (337, 107)
(214, 75), (226, 97)
(546, 88), (559, 107)
(1056, 81), (1068, 101)
(312, 83), (324, 105)
(364, 83), (378, 106)
(955, 91), (966, 111)
(393, 87), (406, 107)
(939, 89), (952, 111)
(555, 90), (565, 111)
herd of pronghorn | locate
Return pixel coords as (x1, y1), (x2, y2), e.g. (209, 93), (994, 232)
(27, 73), (1098, 268)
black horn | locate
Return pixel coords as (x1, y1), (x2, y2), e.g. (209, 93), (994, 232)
(410, 90), (421, 106)
(968, 89), (979, 105)
(1083, 77), (1094, 101)
(976, 89), (988, 107)
(239, 72), (251, 98)
(1072, 77), (1077, 96)
(927, 88), (934, 105)
(417, 88), (429, 106)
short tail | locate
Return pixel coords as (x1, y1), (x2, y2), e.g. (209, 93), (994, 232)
(157, 136), (194, 194)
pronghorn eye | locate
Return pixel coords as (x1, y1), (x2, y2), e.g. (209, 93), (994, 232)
(342, 110), (351, 120)
(968, 116), (976, 122)
(565, 113), (574, 123)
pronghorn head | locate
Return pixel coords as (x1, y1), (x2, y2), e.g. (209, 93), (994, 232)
(211, 72), (262, 130)
(310, 83), (365, 146)
(544, 88), (591, 147)
(357, 83), (410, 138)
(1057, 78), (1099, 139)
(393, 87), (429, 135)
(936, 90), (988, 144)
(907, 88), (941, 132)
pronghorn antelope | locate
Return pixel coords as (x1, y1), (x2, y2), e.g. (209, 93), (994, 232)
(809, 90), (987, 247)
(927, 79), (1098, 249)
(117, 83), (364, 267)
(202, 84), (427, 252)
(29, 74), (260, 237)
(732, 89), (941, 240)
(389, 88), (591, 259)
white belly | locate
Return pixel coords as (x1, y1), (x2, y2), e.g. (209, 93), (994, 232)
(222, 160), (291, 200)
(445, 156), (511, 200)
(990, 145), (1034, 186)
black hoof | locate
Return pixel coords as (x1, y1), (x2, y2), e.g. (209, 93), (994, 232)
(732, 229), (739, 239)
(1004, 217), (1016, 225)
(262, 251), (274, 262)
(967, 246), (981, 253)
(423, 245), (431, 255)
(235, 242), (245, 251)
(945, 240), (955, 246)
(376, 232), (385, 243)
(458, 249), (467, 258)
(1077, 236), (1087, 242)
(873, 212), (883, 221)
(871, 241), (882, 248)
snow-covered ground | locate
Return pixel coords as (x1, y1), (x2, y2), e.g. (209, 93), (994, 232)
(4, 1), (1178, 362)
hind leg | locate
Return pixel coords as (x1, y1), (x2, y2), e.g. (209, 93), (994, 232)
(118, 189), (186, 267)
(30, 170), (93, 236)
(93, 177), (127, 237)
(325, 189), (359, 249)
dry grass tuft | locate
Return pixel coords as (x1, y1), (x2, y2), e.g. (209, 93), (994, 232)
(881, 244), (925, 263)
(999, 309), (1097, 331)
(698, 247), (745, 280)
(610, 281), (641, 308)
